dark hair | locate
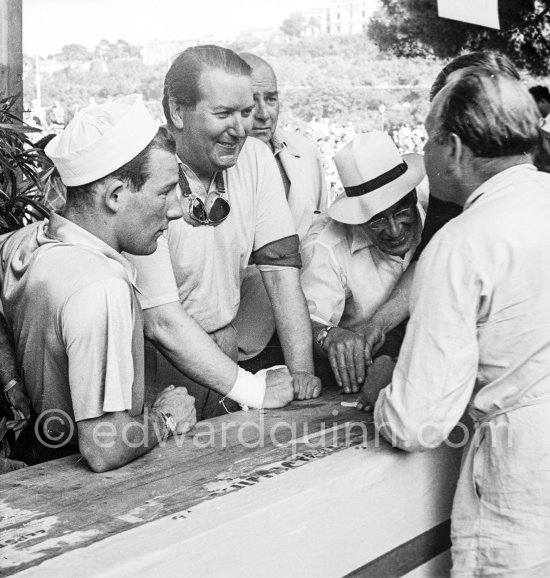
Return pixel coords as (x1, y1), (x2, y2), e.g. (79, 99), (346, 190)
(430, 51), (520, 102)
(433, 68), (540, 158)
(65, 126), (176, 204)
(162, 45), (251, 126)
(529, 85), (550, 103)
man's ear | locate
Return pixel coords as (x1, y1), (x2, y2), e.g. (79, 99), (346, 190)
(447, 132), (476, 179)
(447, 132), (471, 172)
(102, 178), (127, 213)
(168, 99), (185, 130)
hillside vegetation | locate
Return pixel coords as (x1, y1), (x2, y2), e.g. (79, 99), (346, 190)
(24, 34), (539, 130)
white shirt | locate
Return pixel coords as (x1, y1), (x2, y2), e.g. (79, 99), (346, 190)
(300, 208), (423, 333)
(375, 162), (550, 575)
(125, 138), (296, 333)
(375, 163), (550, 448)
(0, 214), (143, 428)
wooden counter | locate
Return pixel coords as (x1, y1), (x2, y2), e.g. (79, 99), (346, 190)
(0, 389), (462, 577)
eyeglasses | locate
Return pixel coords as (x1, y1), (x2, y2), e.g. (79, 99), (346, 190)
(178, 166), (231, 226)
(367, 196), (417, 232)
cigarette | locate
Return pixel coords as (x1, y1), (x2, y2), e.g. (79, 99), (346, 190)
(340, 401), (359, 408)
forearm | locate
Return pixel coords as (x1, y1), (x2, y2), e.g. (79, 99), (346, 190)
(0, 314), (31, 419)
(0, 313), (20, 387)
(77, 409), (167, 472)
(262, 268), (314, 374)
(368, 263), (416, 332)
(144, 302), (238, 396)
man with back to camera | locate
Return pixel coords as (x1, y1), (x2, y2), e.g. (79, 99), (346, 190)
(356, 52), (525, 410)
(125, 46), (321, 420)
(0, 95), (197, 471)
(234, 51), (328, 366)
(375, 67), (550, 576)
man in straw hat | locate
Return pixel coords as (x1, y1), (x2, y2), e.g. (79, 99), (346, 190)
(0, 95), (197, 471)
(300, 131), (426, 393)
(375, 66), (550, 575)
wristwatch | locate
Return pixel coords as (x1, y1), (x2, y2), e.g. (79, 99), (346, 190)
(316, 325), (337, 351)
(156, 409), (177, 437)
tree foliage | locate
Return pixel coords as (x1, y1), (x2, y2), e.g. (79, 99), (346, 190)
(281, 12), (306, 37)
(24, 34), (544, 133)
(93, 39), (142, 61)
(58, 44), (92, 62)
(368, 0), (550, 75)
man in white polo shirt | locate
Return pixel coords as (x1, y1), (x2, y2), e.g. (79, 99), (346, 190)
(0, 96), (197, 470)
(127, 46), (320, 420)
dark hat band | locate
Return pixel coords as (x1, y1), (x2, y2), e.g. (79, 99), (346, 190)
(345, 161), (408, 198)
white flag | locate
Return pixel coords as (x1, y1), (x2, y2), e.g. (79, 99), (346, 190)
(437, 0), (500, 30)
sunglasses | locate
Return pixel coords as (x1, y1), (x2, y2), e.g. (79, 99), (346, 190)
(178, 166), (230, 226)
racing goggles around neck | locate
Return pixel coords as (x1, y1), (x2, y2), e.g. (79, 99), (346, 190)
(178, 166), (230, 226)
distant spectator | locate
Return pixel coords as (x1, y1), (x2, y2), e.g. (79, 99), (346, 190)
(53, 101), (65, 125)
(529, 86), (550, 119)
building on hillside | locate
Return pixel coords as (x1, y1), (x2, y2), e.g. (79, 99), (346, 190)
(143, 39), (201, 66)
(303, 0), (379, 36)
(235, 27), (277, 44)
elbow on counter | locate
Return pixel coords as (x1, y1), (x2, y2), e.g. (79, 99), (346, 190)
(79, 440), (123, 473)
(374, 395), (448, 453)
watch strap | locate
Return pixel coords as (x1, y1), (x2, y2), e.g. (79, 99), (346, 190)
(316, 325), (337, 350)
(156, 409), (177, 437)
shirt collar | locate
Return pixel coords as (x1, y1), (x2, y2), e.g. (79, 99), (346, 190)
(271, 130), (286, 156)
(349, 226), (416, 268)
(350, 225), (372, 253)
(463, 163), (537, 211)
(46, 212), (138, 286)
(176, 155), (217, 195)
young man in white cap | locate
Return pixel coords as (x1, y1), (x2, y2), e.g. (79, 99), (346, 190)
(126, 46), (320, 420)
(300, 131), (425, 394)
(234, 52), (328, 367)
(0, 95), (197, 471)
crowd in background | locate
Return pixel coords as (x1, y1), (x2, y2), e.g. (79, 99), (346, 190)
(24, 98), (428, 204)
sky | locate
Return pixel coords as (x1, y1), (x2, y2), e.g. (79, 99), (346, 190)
(23, 0), (324, 56)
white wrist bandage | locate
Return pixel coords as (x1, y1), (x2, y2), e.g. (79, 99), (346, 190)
(226, 365), (288, 410)
(226, 368), (266, 409)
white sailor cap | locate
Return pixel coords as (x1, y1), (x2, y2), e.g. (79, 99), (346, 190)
(45, 94), (158, 187)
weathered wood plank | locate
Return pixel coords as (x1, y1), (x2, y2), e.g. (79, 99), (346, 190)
(1, 391), (379, 575)
(13, 437), (461, 577)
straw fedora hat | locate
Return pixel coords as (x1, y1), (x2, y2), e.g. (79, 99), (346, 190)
(328, 131), (426, 225)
